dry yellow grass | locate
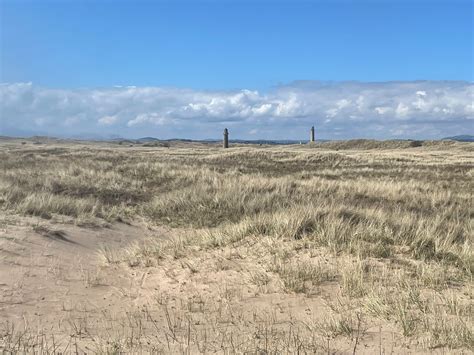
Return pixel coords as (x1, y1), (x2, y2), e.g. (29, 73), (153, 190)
(0, 138), (472, 353)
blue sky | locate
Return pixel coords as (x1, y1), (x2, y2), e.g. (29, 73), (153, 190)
(1, 0), (473, 139)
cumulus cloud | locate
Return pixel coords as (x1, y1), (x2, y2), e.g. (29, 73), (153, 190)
(98, 115), (118, 125)
(0, 81), (472, 139)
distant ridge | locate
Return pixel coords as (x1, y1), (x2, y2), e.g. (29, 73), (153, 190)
(135, 138), (328, 145)
(442, 135), (474, 142)
(2, 134), (473, 144)
(136, 136), (160, 142)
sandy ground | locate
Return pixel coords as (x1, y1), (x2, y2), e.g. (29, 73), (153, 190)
(0, 219), (153, 325)
(0, 217), (443, 354)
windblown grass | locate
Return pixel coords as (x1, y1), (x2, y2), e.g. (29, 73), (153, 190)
(0, 138), (472, 352)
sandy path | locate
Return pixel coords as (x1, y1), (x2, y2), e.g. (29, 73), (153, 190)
(0, 220), (159, 332)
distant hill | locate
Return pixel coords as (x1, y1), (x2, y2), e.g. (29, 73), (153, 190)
(119, 136), (474, 144)
(138, 137), (328, 145)
(233, 139), (331, 145)
(442, 135), (474, 142)
(136, 137), (160, 142)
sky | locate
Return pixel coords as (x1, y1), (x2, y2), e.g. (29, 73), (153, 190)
(0, 0), (473, 140)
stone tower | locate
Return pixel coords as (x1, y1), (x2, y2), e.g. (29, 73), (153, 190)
(223, 128), (229, 148)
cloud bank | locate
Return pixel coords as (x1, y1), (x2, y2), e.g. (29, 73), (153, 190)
(1, 81), (472, 139)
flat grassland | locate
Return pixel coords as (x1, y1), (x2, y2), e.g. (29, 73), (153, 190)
(0, 138), (472, 353)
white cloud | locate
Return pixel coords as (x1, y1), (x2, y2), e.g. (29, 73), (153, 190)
(0, 81), (472, 139)
(252, 103), (273, 116)
(374, 107), (391, 115)
(395, 103), (410, 117)
(127, 113), (167, 127)
(98, 115), (118, 125)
